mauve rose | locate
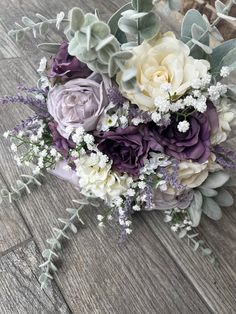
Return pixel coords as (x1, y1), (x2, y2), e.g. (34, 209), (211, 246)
(47, 73), (111, 138)
(95, 125), (151, 176)
(149, 101), (218, 163)
(49, 42), (92, 82)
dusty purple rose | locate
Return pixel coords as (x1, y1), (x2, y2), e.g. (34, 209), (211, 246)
(95, 125), (151, 176)
(149, 101), (218, 163)
(49, 42), (91, 81)
(47, 73), (111, 138)
(48, 121), (75, 157)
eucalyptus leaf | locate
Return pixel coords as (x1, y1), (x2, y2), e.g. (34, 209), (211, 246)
(202, 197), (222, 220)
(191, 39), (213, 54)
(96, 35), (115, 51)
(139, 12), (160, 40)
(121, 41), (138, 50)
(215, 0), (226, 13)
(16, 30), (25, 42)
(168, 0), (182, 10)
(221, 47), (236, 70)
(179, 228), (187, 238)
(132, 0), (153, 12)
(217, 12), (236, 21)
(91, 21), (110, 39)
(191, 23), (205, 40)
(201, 171), (230, 189)
(22, 16), (35, 27)
(210, 26), (224, 42)
(188, 190), (203, 227)
(210, 39), (236, 72)
(214, 189), (234, 207)
(199, 187), (218, 197)
(122, 67), (137, 82)
(39, 22), (49, 35)
(227, 85), (236, 101)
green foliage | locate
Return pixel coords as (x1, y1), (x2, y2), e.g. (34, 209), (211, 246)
(0, 172), (44, 204)
(188, 171), (234, 227)
(180, 0), (236, 67)
(39, 198), (99, 290)
(8, 12), (67, 42)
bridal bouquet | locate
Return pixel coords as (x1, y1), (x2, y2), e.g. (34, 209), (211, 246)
(1, 0), (236, 288)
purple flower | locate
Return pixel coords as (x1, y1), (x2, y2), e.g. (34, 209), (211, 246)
(148, 101), (218, 163)
(48, 121), (75, 157)
(95, 125), (151, 176)
(47, 73), (111, 138)
(49, 42), (92, 82)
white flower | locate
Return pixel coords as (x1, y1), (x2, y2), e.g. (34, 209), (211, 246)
(133, 204), (141, 211)
(50, 148), (58, 157)
(127, 188), (135, 196)
(208, 83), (227, 101)
(101, 114), (118, 131)
(72, 133), (83, 145)
(3, 130), (10, 138)
(131, 117), (144, 126)
(97, 215), (104, 221)
(11, 143), (17, 152)
(83, 134), (94, 146)
(126, 228), (132, 234)
(160, 83), (172, 92)
(177, 120), (190, 133)
(154, 97), (170, 113)
(194, 95), (207, 113)
(40, 149), (48, 157)
(138, 181), (146, 189)
(117, 32), (210, 112)
(76, 153), (131, 203)
(119, 115), (128, 126)
(37, 57), (47, 73)
(33, 166), (41, 175)
(151, 111), (161, 123)
(114, 197), (124, 207)
(220, 66), (230, 78)
(65, 126), (74, 136)
(75, 126), (85, 136)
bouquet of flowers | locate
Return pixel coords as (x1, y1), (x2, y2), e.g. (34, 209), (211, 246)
(1, 0), (236, 289)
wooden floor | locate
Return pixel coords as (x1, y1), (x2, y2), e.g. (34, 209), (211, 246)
(0, 0), (236, 313)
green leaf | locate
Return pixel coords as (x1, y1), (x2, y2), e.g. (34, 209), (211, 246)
(39, 22), (49, 35)
(217, 12), (236, 21)
(122, 67), (137, 82)
(198, 187), (218, 197)
(16, 30), (25, 42)
(179, 228), (187, 238)
(191, 39), (213, 54)
(201, 171), (230, 189)
(221, 47), (236, 70)
(227, 85), (236, 101)
(188, 190), (203, 227)
(22, 16), (35, 27)
(96, 36), (116, 51)
(214, 189), (234, 207)
(121, 41), (138, 50)
(132, 0), (153, 12)
(210, 39), (236, 71)
(83, 13), (99, 27)
(139, 12), (160, 40)
(215, 0), (225, 13)
(168, 0), (182, 11)
(118, 16), (138, 35)
(191, 23), (205, 40)
(181, 9), (208, 43)
(91, 21), (110, 39)
(202, 197), (222, 220)
(38, 42), (61, 53)
(69, 223), (78, 234)
(68, 7), (84, 32)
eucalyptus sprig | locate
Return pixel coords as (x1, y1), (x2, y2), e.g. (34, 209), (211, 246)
(8, 12), (68, 42)
(39, 198), (99, 289)
(0, 172), (44, 204)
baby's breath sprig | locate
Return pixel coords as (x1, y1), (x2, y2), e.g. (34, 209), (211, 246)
(164, 208), (216, 264)
(39, 198), (99, 289)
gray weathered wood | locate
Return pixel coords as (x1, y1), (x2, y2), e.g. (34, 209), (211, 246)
(0, 240), (71, 314)
(0, 0), (236, 313)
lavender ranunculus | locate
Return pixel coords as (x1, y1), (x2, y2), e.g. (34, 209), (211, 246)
(49, 42), (92, 82)
(48, 121), (75, 157)
(95, 125), (151, 176)
(149, 101), (219, 163)
(47, 73), (111, 138)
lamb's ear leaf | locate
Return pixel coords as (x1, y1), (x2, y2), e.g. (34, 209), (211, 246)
(201, 171), (230, 189)
(214, 189), (234, 207)
(188, 190), (203, 227)
(202, 197), (222, 220)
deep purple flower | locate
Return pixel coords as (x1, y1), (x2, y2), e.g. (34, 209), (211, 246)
(148, 101), (219, 163)
(48, 121), (75, 157)
(49, 42), (92, 82)
(95, 125), (151, 176)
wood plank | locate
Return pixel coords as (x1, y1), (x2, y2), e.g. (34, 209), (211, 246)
(0, 239), (71, 314)
(142, 211), (236, 314)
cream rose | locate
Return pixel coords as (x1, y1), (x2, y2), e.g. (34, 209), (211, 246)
(117, 32), (210, 112)
(166, 154), (222, 195)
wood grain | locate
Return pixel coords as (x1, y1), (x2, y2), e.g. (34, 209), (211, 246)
(0, 240), (71, 314)
(0, 0), (236, 313)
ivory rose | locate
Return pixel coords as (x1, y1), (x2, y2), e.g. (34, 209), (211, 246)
(117, 32), (210, 111)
